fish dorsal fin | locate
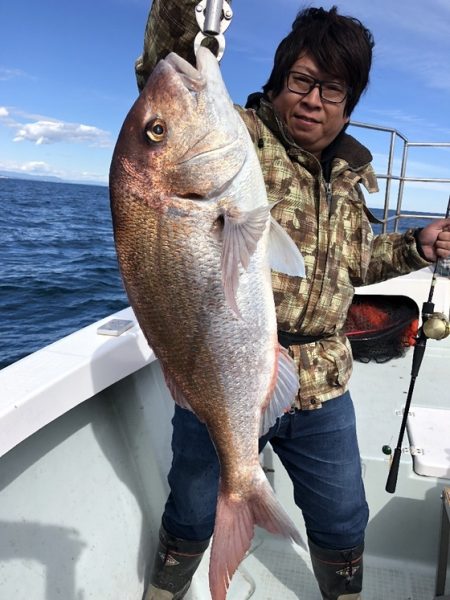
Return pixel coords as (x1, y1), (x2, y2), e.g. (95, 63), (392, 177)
(260, 346), (299, 436)
(221, 204), (270, 316)
(269, 216), (306, 277)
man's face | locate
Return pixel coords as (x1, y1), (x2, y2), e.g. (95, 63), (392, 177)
(270, 52), (350, 158)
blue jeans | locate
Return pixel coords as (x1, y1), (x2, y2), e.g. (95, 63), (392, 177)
(162, 391), (369, 550)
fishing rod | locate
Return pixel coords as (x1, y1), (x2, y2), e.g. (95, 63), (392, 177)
(385, 195), (450, 493)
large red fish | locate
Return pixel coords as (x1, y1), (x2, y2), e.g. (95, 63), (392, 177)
(109, 47), (305, 599)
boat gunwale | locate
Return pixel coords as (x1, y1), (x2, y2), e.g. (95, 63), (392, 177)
(0, 306), (155, 458)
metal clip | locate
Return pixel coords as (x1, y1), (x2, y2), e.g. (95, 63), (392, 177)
(194, 0), (233, 61)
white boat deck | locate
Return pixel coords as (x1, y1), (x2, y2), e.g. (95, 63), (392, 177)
(201, 537), (438, 600)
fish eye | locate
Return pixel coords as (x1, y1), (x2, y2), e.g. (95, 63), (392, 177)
(145, 118), (166, 143)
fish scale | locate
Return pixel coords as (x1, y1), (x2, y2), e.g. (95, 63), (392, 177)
(110, 46), (305, 599)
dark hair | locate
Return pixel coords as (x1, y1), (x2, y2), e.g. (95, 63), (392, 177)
(263, 6), (375, 116)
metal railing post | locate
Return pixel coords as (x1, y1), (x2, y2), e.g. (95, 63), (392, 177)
(349, 121), (450, 231)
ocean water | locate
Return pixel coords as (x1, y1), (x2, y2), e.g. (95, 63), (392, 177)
(0, 178), (128, 369)
(0, 177), (445, 370)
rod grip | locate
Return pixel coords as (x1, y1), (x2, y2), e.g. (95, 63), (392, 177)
(385, 447), (402, 493)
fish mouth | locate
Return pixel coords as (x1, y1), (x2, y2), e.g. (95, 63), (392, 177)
(161, 49), (245, 198)
(163, 52), (206, 93)
(163, 51), (243, 170)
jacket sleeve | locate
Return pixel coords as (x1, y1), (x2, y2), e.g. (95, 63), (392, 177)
(353, 229), (431, 287)
(135, 0), (225, 91)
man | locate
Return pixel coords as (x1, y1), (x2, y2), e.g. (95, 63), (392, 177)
(135, 3), (450, 599)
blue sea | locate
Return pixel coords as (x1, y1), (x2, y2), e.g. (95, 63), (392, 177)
(0, 178), (128, 369)
(0, 177), (443, 370)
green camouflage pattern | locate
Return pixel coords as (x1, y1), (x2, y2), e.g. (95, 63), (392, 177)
(135, 0), (217, 91)
(135, 0), (430, 408)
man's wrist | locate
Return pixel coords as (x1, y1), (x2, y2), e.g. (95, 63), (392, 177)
(413, 228), (428, 260)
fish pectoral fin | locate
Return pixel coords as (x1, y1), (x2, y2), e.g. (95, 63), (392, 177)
(220, 204), (270, 316)
(269, 216), (305, 277)
(260, 345), (299, 436)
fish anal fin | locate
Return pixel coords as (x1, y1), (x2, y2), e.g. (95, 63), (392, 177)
(269, 216), (306, 277)
(260, 345), (299, 436)
(220, 204), (270, 317)
(161, 365), (198, 415)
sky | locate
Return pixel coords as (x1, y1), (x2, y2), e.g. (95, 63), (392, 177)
(1, 0), (450, 212)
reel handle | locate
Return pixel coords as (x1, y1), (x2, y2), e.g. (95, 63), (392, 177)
(385, 447), (402, 493)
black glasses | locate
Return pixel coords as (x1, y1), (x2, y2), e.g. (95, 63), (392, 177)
(287, 71), (350, 104)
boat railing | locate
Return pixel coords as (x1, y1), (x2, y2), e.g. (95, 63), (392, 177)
(349, 121), (450, 234)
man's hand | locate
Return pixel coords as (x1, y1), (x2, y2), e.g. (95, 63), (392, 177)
(417, 218), (450, 262)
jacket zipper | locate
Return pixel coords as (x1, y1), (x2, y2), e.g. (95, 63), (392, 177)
(325, 180), (332, 206)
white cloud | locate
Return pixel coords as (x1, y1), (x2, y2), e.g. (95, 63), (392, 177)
(349, 1), (450, 95)
(0, 158), (108, 184)
(358, 108), (431, 128)
(13, 119), (112, 148)
(367, 148), (450, 177)
(0, 108), (112, 183)
(20, 161), (53, 173)
(374, 1), (450, 41)
(355, 108), (448, 139)
(0, 108), (113, 148)
(0, 67), (32, 81)
(0, 159), (59, 176)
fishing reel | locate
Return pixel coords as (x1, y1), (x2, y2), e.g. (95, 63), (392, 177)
(422, 311), (450, 340)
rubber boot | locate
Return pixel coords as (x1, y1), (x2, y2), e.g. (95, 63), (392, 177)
(144, 525), (210, 600)
(308, 538), (364, 600)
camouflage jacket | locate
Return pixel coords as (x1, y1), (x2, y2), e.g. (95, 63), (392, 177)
(135, 0), (430, 409)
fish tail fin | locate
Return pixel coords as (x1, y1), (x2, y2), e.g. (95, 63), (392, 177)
(251, 471), (304, 546)
(209, 468), (304, 599)
(208, 490), (253, 600)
